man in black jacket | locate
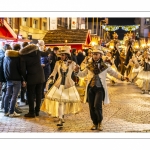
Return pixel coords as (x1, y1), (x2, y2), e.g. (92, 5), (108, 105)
(49, 46), (59, 81)
(49, 46), (59, 72)
(19, 41), (51, 117)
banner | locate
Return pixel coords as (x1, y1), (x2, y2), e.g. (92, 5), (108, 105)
(71, 18), (77, 29)
(50, 18), (57, 30)
(81, 24), (85, 29)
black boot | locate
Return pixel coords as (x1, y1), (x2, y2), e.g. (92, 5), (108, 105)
(35, 111), (39, 116)
(90, 124), (98, 130)
(26, 100), (28, 105)
(24, 113), (35, 118)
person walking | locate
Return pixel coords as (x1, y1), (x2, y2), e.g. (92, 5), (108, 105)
(75, 46), (128, 131)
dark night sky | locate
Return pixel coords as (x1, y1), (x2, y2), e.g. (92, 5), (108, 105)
(108, 18), (136, 25)
(88, 18), (136, 39)
(88, 18), (136, 25)
(108, 18), (136, 39)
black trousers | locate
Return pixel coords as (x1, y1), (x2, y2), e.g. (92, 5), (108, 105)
(42, 74), (49, 99)
(88, 86), (105, 125)
(21, 86), (27, 101)
(27, 83), (43, 114)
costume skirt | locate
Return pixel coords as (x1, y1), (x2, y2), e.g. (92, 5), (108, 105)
(136, 70), (150, 90)
(135, 79), (143, 88)
(40, 85), (82, 117)
(137, 70), (150, 81)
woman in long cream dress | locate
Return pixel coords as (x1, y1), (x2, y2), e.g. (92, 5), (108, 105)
(40, 46), (82, 126)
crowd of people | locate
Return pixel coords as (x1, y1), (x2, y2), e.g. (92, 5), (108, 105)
(0, 36), (150, 131)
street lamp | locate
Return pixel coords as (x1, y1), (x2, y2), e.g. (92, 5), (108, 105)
(65, 40), (68, 46)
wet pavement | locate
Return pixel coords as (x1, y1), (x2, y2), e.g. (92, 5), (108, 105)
(1, 80), (150, 133)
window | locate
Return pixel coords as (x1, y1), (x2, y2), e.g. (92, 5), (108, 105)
(145, 18), (150, 24)
(57, 18), (61, 26)
(0, 18), (4, 27)
(24, 18), (27, 22)
(43, 22), (47, 30)
(81, 18), (85, 24)
(7, 18), (12, 27)
(144, 29), (149, 37)
(23, 18), (27, 26)
(33, 19), (38, 28)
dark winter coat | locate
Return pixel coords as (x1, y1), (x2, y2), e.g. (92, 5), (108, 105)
(71, 54), (78, 64)
(77, 52), (85, 66)
(0, 48), (6, 82)
(49, 51), (58, 72)
(71, 49), (78, 64)
(3, 50), (22, 81)
(19, 44), (51, 85)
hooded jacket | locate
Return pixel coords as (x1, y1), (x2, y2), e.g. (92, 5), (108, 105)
(3, 50), (22, 81)
(19, 44), (50, 85)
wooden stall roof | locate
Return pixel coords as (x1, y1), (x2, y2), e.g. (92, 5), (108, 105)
(43, 29), (89, 44)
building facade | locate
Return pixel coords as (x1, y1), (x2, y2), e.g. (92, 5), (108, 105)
(5, 18), (48, 40)
(2, 17), (108, 41)
(139, 18), (150, 38)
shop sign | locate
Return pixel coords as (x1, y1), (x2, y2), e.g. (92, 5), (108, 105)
(71, 18), (77, 29)
(50, 18), (57, 30)
(81, 24), (85, 29)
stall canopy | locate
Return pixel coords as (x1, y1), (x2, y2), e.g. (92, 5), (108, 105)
(43, 29), (91, 50)
(0, 19), (17, 41)
(0, 19), (30, 42)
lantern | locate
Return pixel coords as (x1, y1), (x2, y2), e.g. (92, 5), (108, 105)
(133, 40), (139, 50)
(140, 38), (146, 49)
(147, 38), (150, 47)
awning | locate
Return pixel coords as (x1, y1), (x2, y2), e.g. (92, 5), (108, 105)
(0, 19), (17, 40)
(0, 19), (31, 42)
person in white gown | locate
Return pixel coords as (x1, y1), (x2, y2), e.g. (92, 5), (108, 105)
(40, 46), (82, 126)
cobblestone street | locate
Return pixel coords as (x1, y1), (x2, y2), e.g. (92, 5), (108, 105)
(1, 81), (150, 133)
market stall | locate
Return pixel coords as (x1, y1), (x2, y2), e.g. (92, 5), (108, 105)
(43, 29), (91, 51)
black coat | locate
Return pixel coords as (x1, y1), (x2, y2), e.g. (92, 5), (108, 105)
(124, 45), (133, 66)
(19, 44), (51, 85)
(3, 50), (22, 81)
(49, 51), (58, 72)
(71, 54), (78, 64)
(0, 49), (5, 82)
(77, 52), (85, 66)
